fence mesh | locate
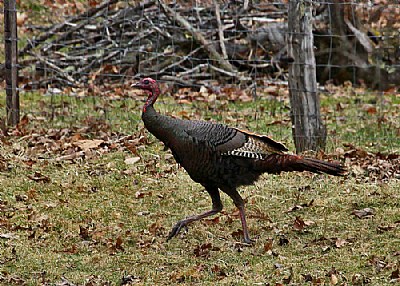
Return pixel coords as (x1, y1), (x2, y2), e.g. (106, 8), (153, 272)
(1, 0), (399, 154)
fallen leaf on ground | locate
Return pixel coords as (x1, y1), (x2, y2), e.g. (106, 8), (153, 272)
(0, 232), (19, 240)
(369, 255), (386, 272)
(330, 273), (338, 285)
(73, 139), (104, 151)
(390, 268), (400, 280)
(55, 151), (85, 161)
(352, 208), (374, 219)
(194, 243), (213, 258)
(124, 157), (141, 165)
(263, 238), (273, 253)
(27, 171), (51, 183)
(302, 273), (313, 282)
(335, 238), (348, 248)
(135, 191), (152, 199)
(293, 216), (305, 231)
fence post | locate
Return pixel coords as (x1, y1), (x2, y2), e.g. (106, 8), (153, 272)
(4, 0), (20, 126)
(287, 0), (326, 153)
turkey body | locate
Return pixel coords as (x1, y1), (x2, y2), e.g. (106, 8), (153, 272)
(144, 108), (265, 188)
(135, 78), (346, 244)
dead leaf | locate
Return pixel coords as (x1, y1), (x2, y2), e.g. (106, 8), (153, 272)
(115, 236), (124, 251)
(369, 255), (386, 272)
(148, 222), (164, 236)
(282, 267), (293, 284)
(274, 263), (284, 269)
(330, 273), (338, 285)
(55, 151), (85, 161)
(302, 273), (313, 282)
(194, 243), (212, 258)
(193, 243), (219, 258)
(59, 244), (78, 254)
(286, 205), (303, 213)
(231, 229), (242, 240)
(124, 157), (140, 165)
(16, 114), (29, 132)
(361, 104), (377, 114)
(137, 211), (150, 216)
(17, 12), (28, 26)
(263, 238), (273, 253)
(0, 232), (19, 240)
(321, 245), (331, 252)
(390, 268), (399, 280)
(203, 216), (220, 225)
(279, 236), (289, 246)
(377, 222), (399, 232)
(135, 191), (152, 199)
(73, 139), (104, 151)
(79, 225), (91, 240)
(121, 275), (141, 285)
(293, 216), (305, 231)
(304, 220), (315, 227)
(15, 194), (28, 202)
(352, 208), (374, 219)
(211, 264), (227, 279)
(27, 171), (51, 183)
(335, 238), (348, 248)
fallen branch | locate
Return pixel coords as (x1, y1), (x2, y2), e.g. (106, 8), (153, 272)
(159, 0), (238, 75)
(28, 52), (82, 87)
(213, 0), (228, 60)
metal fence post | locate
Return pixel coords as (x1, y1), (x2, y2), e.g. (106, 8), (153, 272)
(4, 0), (20, 126)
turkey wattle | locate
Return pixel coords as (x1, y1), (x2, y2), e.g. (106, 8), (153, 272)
(133, 77), (346, 244)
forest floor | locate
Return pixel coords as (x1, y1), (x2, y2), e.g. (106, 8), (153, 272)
(0, 85), (399, 285)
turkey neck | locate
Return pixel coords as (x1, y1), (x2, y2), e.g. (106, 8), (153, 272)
(141, 84), (168, 141)
(142, 101), (181, 147)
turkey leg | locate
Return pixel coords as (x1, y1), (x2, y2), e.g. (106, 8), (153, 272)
(222, 187), (254, 244)
(167, 187), (223, 241)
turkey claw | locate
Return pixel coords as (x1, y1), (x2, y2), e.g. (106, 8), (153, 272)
(243, 237), (256, 245)
(167, 221), (188, 241)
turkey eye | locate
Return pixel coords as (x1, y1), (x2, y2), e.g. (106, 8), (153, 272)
(143, 79), (149, 85)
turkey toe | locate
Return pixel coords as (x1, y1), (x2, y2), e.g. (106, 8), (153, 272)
(167, 221), (188, 241)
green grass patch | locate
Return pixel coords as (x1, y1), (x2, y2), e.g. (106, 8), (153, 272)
(0, 88), (399, 284)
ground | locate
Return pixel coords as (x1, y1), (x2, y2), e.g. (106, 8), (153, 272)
(0, 85), (399, 285)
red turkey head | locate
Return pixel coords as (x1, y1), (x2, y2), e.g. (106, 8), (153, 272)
(132, 78), (161, 112)
(132, 78), (158, 95)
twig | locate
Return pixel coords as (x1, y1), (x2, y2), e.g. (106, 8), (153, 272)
(147, 47), (202, 76)
(28, 52), (81, 87)
(213, 0), (228, 60)
(209, 64), (251, 81)
(159, 0), (238, 75)
(178, 63), (209, 77)
(161, 75), (196, 87)
(19, 0), (120, 56)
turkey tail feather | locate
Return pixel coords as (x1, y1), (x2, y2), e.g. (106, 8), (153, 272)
(259, 154), (346, 176)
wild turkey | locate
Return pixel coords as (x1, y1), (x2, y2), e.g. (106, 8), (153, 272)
(133, 77), (346, 244)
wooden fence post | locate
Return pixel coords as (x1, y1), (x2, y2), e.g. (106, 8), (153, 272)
(4, 0), (20, 126)
(287, 0), (326, 153)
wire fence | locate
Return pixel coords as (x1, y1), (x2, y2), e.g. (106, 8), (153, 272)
(1, 0), (399, 153)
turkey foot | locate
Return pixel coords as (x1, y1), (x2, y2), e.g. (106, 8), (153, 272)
(242, 236), (255, 245)
(237, 201), (255, 244)
(167, 220), (189, 241)
(166, 205), (223, 241)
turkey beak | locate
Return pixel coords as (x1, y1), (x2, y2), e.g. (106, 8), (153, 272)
(131, 82), (141, 89)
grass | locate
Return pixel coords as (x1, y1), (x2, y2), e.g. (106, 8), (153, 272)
(0, 88), (399, 285)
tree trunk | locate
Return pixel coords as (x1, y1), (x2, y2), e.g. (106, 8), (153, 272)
(287, 0), (326, 153)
